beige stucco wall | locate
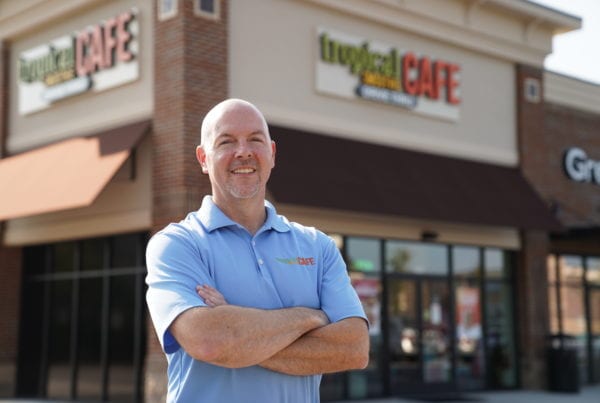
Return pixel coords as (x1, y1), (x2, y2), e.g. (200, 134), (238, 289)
(6, 0), (153, 154)
(230, 0), (518, 166)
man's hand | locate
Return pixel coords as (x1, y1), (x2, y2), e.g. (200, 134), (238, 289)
(196, 284), (228, 307)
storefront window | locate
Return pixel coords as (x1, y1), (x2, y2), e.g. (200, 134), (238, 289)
(485, 248), (511, 280)
(347, 237), (383, 398)
(388, 279), (420, 392)
(484, 249), (516, 389)
(322, 237), (518, 399)
(321, 236), (384, 400)
(422, 281), (451, 384)
(47, 280), (73, 399)
(558, 255), (588, 384)
(546, 253), (600, 385)
(547, 255), (560, 333)
(587, 257), (600, 285)
(453, 247), (484, 390)
(17, 233), (147, 402)
(385, 241), (447, 275)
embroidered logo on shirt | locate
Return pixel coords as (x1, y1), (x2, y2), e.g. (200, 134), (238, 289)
(276, 257), (316, 266)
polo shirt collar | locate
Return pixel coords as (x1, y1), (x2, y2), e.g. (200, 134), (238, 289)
(198, 196), (290, 233)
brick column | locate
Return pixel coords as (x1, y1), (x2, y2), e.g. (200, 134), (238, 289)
(0, 40), (23, 398)
(515, 64), (551, 389)
(146, 1), (229, 401)
(0, 245), (22, 398)
(516, 230), (550, 389)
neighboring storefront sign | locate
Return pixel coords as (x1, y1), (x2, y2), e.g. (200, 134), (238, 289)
(18, 9), (139, 115)
(563, 147), (600, 185)
(316, 28), (461, 121)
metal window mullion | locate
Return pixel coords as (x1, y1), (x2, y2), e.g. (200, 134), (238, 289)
(69, 243), (81, 400)
(340, 236), (349, 400)
(479, 247), (489, 388)
(38, 246), (52, 396)
(100, 238), (112, 401)
(583, 256), (593, 384)
(380, 240), (391, 396)
(133, 233), (146, 403)
(511, 250), (521, 388)
(447, 245), (457, 387)
(556, 255), (563, 340)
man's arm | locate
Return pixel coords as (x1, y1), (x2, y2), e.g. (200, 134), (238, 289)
(196, 285), (369, 375)
(259, 317), (369, 375)
(170, 302), (329, 369)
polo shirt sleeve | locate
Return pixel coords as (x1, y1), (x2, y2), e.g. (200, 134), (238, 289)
(145, 226), (211, 354)
(318, 233), (368, 324)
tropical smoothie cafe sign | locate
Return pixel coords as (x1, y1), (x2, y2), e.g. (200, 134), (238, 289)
(316, 28), (461, 121)
(18, 9), (138, 115)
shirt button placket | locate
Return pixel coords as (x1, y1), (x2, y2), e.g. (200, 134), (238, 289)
(251, 238), (264, 272)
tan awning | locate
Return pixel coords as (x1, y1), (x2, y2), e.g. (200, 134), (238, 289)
(0, 120), (150, 221)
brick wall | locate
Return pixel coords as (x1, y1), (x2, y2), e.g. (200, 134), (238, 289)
(516, 230), (550, 389)
(0, 39), (23, 398)
(515, 65), (551, 389)
(147, 1), (229, 401)
(519, 66), (600, 230)
(0, 245), (22, 397)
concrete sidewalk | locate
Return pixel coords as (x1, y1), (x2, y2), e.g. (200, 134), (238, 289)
(331, 384), (600, 403)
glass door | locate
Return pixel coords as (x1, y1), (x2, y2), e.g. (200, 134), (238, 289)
(387, 277), (452, 395)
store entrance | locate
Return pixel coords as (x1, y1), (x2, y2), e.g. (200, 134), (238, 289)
(387, 277), (454, 396)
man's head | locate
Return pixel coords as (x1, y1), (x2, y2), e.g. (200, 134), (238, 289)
(196, 99), (276, 206)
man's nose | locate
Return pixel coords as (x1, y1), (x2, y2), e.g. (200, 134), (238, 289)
(234, 141), (252, 158)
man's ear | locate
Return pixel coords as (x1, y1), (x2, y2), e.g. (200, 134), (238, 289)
(196, 146), (209, 174)
(271, 140), (276, 168)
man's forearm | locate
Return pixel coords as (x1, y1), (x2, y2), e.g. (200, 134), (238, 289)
(259, 317), (369, 375)
(171, 304), (328, 368)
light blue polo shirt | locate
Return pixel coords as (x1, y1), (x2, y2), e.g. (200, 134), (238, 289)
(146, 196), (366, 403)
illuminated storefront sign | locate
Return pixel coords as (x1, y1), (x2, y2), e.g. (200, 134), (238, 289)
(18, 9), (138, 115)
(564, 147), (600, 185)
(316, 28), (461, 121)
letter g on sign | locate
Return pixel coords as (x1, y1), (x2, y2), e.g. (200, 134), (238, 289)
(564, 147), (588, 182)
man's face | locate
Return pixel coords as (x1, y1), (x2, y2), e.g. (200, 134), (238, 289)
(196, 102), (276, 205)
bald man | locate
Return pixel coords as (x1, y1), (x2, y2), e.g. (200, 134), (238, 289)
(146, 99), (369, 403)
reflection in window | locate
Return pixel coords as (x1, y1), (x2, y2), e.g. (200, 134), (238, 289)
(587, 258), (600, 285)
(559, 256), (585, 335)
(547, 255), (560, 334)
(485, 282), (516, 388)
(548, 254), (589, 385)
(386, 241), (447, 275)
(347, 237), (382, 398)
(485, 249), (510, 279)
(422, 281), (451, 383)
(453, 246), (480, 277)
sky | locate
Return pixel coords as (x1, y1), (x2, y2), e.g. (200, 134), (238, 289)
(528, 0), (600, 85)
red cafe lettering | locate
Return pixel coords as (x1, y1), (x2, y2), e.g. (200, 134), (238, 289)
(401, 53), (460, 104)
(75, 10), (134, 77)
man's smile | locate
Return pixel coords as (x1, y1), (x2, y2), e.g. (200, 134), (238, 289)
(231, 167), (256, 174)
